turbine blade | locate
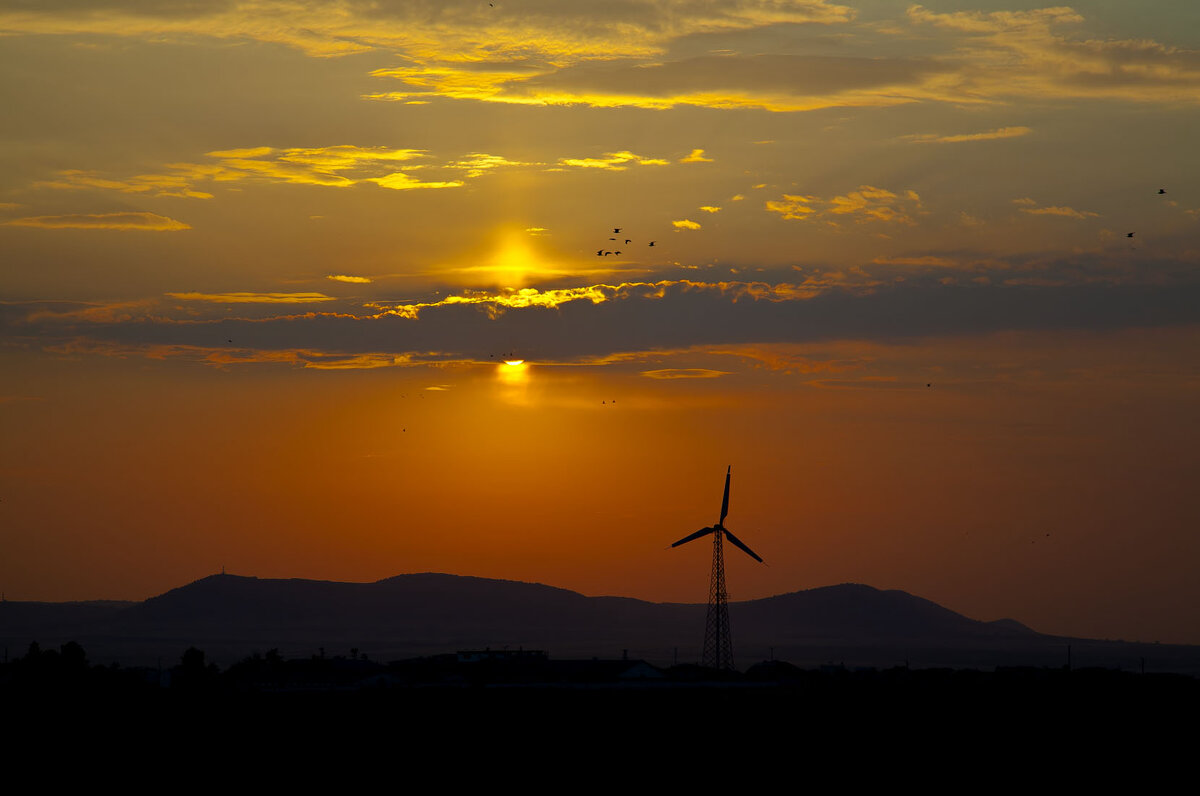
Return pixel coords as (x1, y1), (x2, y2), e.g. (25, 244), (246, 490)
(671, 527), (715, 548)
(719, 465), (731, 524)
(722, 527), (763, 563)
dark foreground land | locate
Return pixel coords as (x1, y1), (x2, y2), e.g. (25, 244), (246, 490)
(5, 641), (1197, 730)
(5, 644), (1196, 782)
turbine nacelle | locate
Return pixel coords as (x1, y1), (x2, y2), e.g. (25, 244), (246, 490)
(669, 466), (764, 564)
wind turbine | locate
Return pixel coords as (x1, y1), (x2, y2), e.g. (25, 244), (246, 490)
(670, 466), (764, 671)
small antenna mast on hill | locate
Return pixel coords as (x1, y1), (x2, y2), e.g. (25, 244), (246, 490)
(670, 466), (765, 671)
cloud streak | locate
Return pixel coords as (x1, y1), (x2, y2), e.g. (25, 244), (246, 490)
(904, 126), (1033, 144)
(5, 212), (190, 231)
(165, 292), (337, 304)
(1013, 198), (1099, 220)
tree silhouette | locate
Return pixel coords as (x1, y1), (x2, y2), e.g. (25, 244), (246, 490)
(173, 647), (219, 690)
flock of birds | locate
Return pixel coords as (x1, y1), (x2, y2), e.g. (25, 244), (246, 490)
(596, 227), (655, 257)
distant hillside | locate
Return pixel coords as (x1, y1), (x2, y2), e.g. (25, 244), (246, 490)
(0, 600), (135, 638)
(735, 583), (1036, 641)
(1, 573), (1195, 674)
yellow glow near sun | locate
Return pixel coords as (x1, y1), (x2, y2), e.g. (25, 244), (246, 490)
(498, 360), (529, 382)
(485, 232), (542, 288)
(496, 358), (531, 404)
(444, 229), (565, 288)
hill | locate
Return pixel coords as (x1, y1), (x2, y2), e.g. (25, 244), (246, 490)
(1, 573), (1195, 673)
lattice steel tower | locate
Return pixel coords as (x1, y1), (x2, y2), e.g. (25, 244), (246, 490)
(671, 466), (764, 671)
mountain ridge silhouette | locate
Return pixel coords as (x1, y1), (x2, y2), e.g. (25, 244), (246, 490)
(3, 572), (1196, 673)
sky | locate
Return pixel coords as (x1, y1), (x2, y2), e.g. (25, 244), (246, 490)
(2, 0), (1198, 646)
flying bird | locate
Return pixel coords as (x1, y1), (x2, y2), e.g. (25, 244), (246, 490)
(1158, 188), (1167, 195)
(624, 239), (631, 244)
(613, 227), (621, 233)
(1127, 232), (1135, 238)
(648, 241), (656, 246)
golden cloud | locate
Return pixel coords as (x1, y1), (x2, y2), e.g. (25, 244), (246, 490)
(6, 1), (1196, 116)
(907, 5), (1084, 34)
(872, 255), (962, 268)
(45, 339), (432, 370)
(47, 144), (676, 201)
(5, 212), (190, 231)
(370, 173), (464, 190)
(768, 186), (922, 224)
(672, 219), (702, 230)
(23, 299), (162, 324)
(1023, 206), (1099, 219)
(907, 4), (1200, 105)
(903, 126), (1032, 144)
(641, 368), (731, 379)
(449, 153), (542, 177)
(39, 146), (437, 199)
(165, 292), (337, 303)
(207, 145), (427, 187)
(327, 275), (373, 284)
(557, 151), (670, 170)
(680, 149), (714, 163)
(699, 206), (722, 213)
(0, 1), (857, 62)
(828, 186), (921, 223)
(765, 195), (817, 220)
(37, 169), (213, 199)
(368, 278), (852, 321)
(1013, 198), (1099, 219)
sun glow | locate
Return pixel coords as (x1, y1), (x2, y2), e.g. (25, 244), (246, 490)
(496, 358), (531, 405)
(498, 360), (529, 381)
(448, 230), (557, 288)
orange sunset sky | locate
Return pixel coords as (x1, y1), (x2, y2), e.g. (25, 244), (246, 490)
(1, 1), (1198, 645)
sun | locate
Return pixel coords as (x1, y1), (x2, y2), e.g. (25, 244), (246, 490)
(496, 358), (531, 401)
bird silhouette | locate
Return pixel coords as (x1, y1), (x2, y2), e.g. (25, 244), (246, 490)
(613, 227), (621, 233)
(1158, 188), (1167, 195)
(1127, 232), (1135, 238)
(648, 241), (656, 246)
(624, 239), (631, 244)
